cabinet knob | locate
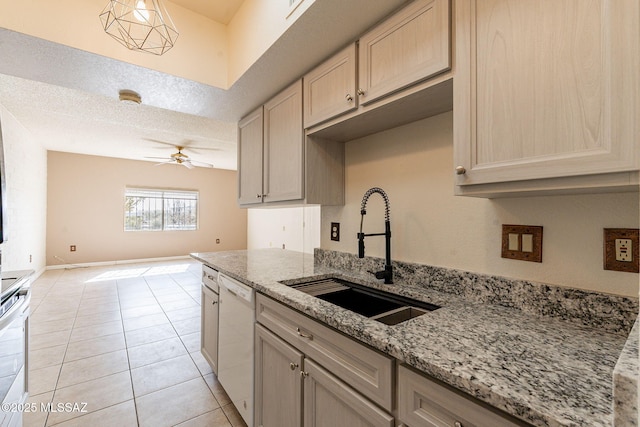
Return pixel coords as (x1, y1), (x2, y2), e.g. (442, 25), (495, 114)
(289, 362), (298, 371)
(455, 166), (467, 175)
(454, 422), (463, 427)
(211, 300), (217, 306)
(357, 88), (365, 96)
(256, 193), (262, 199)
(300, 371), (309, 378)
(346, 93), (353, 102)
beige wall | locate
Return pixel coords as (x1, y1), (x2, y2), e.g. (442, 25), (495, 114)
(321, 112), (640, 297)
(248, 206), (320, 254)
(47, 151), (246, 265)
(0, 105), (48, 274)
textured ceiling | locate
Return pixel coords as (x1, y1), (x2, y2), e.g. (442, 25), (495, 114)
(0, 0), (408, 170)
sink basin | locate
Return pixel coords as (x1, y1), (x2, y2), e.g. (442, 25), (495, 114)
(287, 278), (439, 325)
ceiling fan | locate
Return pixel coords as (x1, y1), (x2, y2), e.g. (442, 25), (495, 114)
(145, 146), (213, 169)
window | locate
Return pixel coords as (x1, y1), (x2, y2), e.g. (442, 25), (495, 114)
(124, 188), (198, 231)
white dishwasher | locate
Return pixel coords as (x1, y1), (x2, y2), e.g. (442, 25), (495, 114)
(217, 273), (255, 427)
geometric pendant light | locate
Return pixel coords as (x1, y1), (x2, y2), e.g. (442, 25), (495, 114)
(99, 0), (179, 55)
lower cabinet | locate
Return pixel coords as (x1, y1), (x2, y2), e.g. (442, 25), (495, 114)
(255, 324), (393, 427)
(397, 364), (529, 427)
(200, 282), (218, 374)
(255, 324), (303, 427)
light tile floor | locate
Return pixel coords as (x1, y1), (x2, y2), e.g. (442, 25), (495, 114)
(24, 259), (247, 427)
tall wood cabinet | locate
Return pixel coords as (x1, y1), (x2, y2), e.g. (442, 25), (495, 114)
(238, 80), (344, 207)
(454, 0), (640, 197)
(238, 80), (304, 206)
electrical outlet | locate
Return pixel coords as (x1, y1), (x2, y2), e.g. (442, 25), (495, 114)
(616, 239), (632, 262)
(604, 229), (639, 272)
(70, 245), (76, 252)
(331, 222), (340, 241)
(216, 238), (220, 244)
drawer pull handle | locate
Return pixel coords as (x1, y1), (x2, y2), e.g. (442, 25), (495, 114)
(289, 362), (298, 371)
(296, 327), (313, 340)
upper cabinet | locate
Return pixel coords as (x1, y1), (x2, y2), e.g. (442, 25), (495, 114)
(303, 44), (358, 129)
(263, 80), (305, 203)
(454, 0), (640, 197)
(304, 0), (453, 141)
(238, 80), (344, 207)
(358, 0), (450, 105)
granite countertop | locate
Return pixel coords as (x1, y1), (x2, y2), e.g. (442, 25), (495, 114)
(191, 249), (633, 427)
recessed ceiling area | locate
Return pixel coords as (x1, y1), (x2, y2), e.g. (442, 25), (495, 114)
(0, 0), (408, 170)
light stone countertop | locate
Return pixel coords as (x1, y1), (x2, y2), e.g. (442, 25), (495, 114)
(192, 249), (633, 427)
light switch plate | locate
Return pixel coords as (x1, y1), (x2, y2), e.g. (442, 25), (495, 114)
(501, 225), (543, 262)
(604, 228), (639, 273)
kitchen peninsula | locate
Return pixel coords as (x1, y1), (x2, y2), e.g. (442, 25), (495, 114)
(192, 249), (638, 427)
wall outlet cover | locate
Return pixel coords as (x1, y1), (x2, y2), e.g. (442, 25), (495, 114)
(331, 222), (340, 242)
(501, 225), (543, 263)
(604, 228), (639, 273)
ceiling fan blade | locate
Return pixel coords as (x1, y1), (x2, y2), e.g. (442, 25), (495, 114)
(190, 159), (214, 168)
(154, 160), (174, 166)
(182, 161), (195, 169)
(145, 156), (173, 160)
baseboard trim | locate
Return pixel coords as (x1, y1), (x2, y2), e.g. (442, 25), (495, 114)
(46, 255), (192, 270)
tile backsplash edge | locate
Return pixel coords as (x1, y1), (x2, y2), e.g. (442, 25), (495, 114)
(314, 248), (639, 336)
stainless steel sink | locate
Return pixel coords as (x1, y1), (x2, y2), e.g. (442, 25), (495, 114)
(287, 278), (439, 325)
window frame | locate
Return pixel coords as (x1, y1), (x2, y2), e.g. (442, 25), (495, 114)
(124, 187), (199, 232)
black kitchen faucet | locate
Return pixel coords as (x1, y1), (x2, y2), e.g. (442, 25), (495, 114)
(357, 187), (393, 284)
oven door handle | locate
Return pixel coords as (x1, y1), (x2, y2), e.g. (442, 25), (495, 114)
(0, 289), (30, 330)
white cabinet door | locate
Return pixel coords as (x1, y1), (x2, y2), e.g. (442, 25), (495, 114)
(200, 284), (218, 374)
(263, 79), (304, 203)
(254, 324), (303, 427)
(454, 0), (640, 195)
(358, 0), (451, 105)
(237, 106), (264, 206)
(303, 359), (394, 427)
(304, 43), (358, 128)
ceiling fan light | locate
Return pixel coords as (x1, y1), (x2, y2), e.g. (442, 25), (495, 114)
(119, 89), (141, 104)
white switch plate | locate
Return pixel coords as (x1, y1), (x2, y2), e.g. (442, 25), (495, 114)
(615, 239), (632, 262)
(508, 233), (519, 251)
(522, 234), (533, 253)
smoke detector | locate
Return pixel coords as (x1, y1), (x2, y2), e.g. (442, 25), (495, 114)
(119, 90), (141, 105)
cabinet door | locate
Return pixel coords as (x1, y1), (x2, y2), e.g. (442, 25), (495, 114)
(358, 0), (451, 105)
(397, 365), (527, 427)
(255, 324), (303, 427)
(200, 285), (218, 374)
(304, 44), (358, 128)
(263, 80), (304, 203)
(238, 106), (264, 205)
(303, 359), (394, 427)
(454, 0), (640, 190)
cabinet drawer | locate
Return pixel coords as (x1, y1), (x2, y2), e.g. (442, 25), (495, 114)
(202, 265), (219, 293)
(256, 294), (394, 411)
(397, 364), (529, 427)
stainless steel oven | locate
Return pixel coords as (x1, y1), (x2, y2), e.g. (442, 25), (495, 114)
(0, 276), (30, 427)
